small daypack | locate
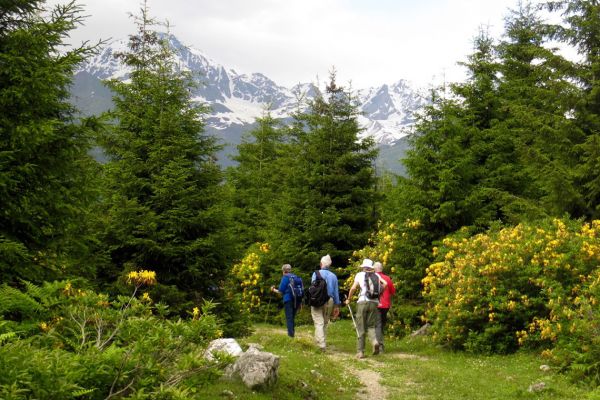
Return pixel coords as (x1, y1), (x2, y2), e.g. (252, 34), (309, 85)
(364, 271), (381, 300)
(287, 273), (304, 306)
(307, 270), (330, 307)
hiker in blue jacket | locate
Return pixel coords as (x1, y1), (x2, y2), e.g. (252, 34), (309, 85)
(271, 263), (302, 337)
(310, 254), (341, 351)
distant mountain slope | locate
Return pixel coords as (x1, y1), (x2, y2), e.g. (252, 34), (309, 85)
(72, 35), (426, 175)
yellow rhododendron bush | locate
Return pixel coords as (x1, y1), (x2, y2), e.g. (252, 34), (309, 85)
(342, 220), (430, 336)
(230, 242), (270, 319)
(423, 219), (600, 378)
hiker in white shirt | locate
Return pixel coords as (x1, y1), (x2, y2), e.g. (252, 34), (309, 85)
(345, 258), (387, 359)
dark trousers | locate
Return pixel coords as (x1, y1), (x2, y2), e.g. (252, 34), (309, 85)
(375, 307), (390, 345)
(284, 300), (298, 337)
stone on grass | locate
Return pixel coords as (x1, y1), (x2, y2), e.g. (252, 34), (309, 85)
(540, 364), (551, 372)
(410, 323), (431, 337)
(225, 346), (280, 390)
(203, 338), (243, 362)
(528, 382), (546, 393)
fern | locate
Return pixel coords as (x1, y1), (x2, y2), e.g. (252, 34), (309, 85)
(0, 284), (44, 316)
(20, 280), (45, 301)
(72, 388), (95, 397)
(0, 331), (16, 345)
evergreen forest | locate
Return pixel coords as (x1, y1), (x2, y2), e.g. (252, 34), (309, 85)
(2, 0), (600, 398)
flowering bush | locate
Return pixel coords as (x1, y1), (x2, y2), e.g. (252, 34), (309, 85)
(422, 218), (600, 379)
(230, 242), (270, 317)
(340, 220), (429, 336)
(342, 221), (400, 293)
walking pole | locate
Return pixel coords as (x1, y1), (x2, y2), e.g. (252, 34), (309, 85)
(264, 290), (273, 324)
(346, 303), (360, 338)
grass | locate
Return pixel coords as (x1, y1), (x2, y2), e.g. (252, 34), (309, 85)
(202, 317), (599, 399)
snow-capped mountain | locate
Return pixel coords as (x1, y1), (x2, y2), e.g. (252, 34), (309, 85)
(75, 35), (428, 146)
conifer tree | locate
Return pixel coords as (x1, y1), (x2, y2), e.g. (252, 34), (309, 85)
(99, 4), (230, 309)
(544, 0), (600, 217)
(0, 0), (98, 284)
(227, 114), (286, 248)
(268, 73), (379, 271)
(495, 2), (584, 217)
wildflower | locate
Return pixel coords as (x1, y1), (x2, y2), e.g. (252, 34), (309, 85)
(39, 322), (50, 332)
(127, 270), (157, 286)
(141, 292), (152, 303)
(192, 306), (200, 319)
(259, 243), (270, 253)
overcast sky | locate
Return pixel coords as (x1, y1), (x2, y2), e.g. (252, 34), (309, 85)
(52, 0), (540, 89)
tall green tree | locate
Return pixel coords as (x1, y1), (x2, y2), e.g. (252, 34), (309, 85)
(227, 113), (286, 249)
(268, 73), (379, 272)
(544, 0), (600, 217)
(99, 5), (230, 309)
(397, 31), (501, 237)
(495, 2), (584, 218)
(0, 0), (98, 284)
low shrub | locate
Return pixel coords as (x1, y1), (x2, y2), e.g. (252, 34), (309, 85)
(0, 275), (225, 399)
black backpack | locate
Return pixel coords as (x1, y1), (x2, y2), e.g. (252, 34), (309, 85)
(288, 273), (304, 306)
(307, 270), (330, 307)
(364, 271), (381, 300)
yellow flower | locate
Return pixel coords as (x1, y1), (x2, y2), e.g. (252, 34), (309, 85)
(127, 270), (157, 286)
(142, 292), (152, 303)
(192, 306), (200, 319)
(260, 243), (270, 253)
(39, 322), (50, 332)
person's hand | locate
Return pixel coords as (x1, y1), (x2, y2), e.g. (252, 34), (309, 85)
(331, 306), (340, 320)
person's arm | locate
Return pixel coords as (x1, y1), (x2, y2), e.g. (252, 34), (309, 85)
(345, 281), (359, 305)
(379, 276), (387, 290)
(271, 276), (287, 295)
(332, 276), (341, 305)
(389, 278), (396, 295)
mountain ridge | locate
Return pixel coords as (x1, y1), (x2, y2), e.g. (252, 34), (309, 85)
(73, 34), (423, 173)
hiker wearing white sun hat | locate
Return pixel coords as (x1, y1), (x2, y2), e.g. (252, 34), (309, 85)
(345, 258), (387, 359)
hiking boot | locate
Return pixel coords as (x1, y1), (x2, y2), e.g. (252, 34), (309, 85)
(372, 343), (380, 355)
(356, 352), (365, 359)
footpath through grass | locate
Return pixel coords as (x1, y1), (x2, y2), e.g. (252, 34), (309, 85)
(204, 318), (600, 399)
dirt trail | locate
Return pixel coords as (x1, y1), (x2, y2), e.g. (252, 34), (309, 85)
(328, 351), (389, 399)
(255, 325), (393, 399)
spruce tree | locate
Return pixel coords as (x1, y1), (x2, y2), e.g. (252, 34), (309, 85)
(495, 2), (584, 217)
(99, 4), (230, 309)
(227, 114), (286, 249)
(0, 0), (98, 284)
(268, 73), (379, 272)
(544, 0), (600, 217)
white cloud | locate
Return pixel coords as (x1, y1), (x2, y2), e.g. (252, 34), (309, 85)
(52, 0), (537, 88)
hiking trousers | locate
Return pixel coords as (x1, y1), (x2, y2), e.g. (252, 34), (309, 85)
(284, 300), (298, 337)
(311, 298), (334, 349)
(356, 301), (379, 353)
(375, 307), (389, 346)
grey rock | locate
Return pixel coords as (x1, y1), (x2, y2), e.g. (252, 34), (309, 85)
(528, 382), (547, 392)
(226, 347), (280, 390)
(540, 364), (551, 372)
(203, 338), (243, 362)
(411, 323), (432, 337)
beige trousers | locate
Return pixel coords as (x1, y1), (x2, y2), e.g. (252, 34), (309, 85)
(311, 298), (334, 349)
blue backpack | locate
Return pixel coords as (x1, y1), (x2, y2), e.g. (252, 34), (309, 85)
(288, 273), (304, 306)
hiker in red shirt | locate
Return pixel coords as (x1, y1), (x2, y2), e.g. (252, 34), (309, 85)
(374, 261), (396, 353)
